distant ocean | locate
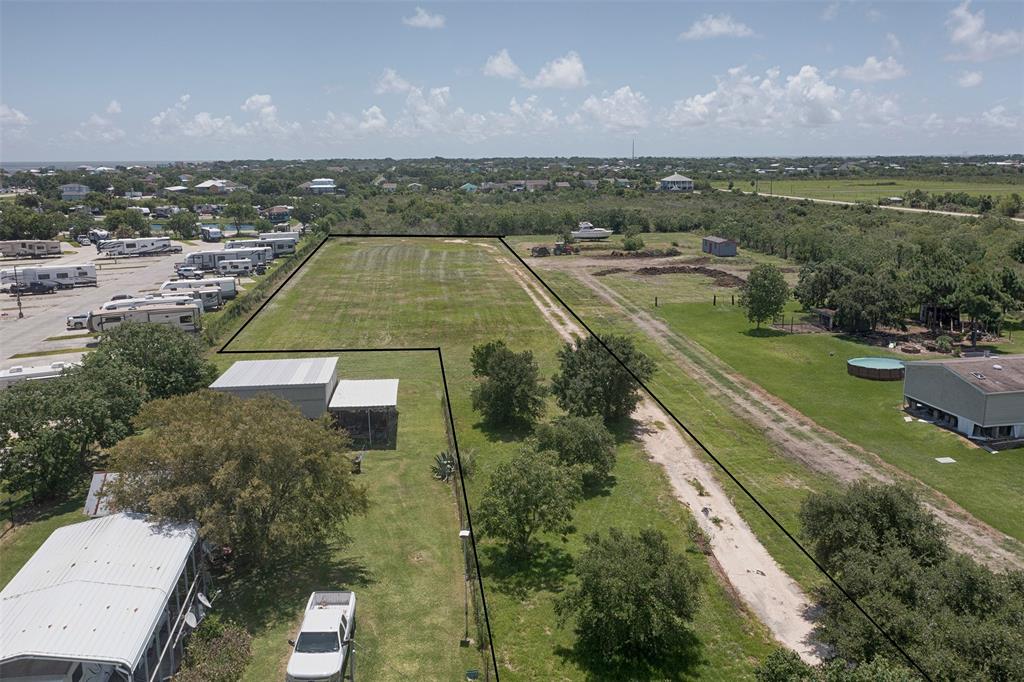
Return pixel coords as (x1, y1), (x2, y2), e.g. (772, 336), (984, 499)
(1, 160), (180, 172)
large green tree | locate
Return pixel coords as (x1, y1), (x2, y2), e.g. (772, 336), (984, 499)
(107, 391), (368, 565)
(475, 446), (581, 557)
(740, 263), (790, 328)
(166, 210), (199, 239)
(954, 265), (1011, 346)
(533, 414), (616, 481)
(551, 334), (655, 423)
(555, 528), (702, 659)
(470, 340), (546, 427)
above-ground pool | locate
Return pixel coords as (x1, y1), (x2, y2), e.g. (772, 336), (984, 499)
(847, 357), (905, 381)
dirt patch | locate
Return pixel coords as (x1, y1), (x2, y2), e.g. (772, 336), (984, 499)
(633, 265), (747, 288)
(592, 267), (630, 277)
(606, 248), (682, 258)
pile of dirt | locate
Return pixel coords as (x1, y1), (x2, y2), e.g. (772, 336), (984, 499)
(592, 267), (630, 277)
(606, 247), (682, 258)
(634, 265), (747, 288)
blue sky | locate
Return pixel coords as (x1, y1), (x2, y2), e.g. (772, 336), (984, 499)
(1, 1), (1022, 161)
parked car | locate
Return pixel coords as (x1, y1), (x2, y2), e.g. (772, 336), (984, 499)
(76, 237), (91, 246)
(10, 281), (57, 295)
(66, 313), (90, 330)
(286, 591), (356, 682)
(175, 266), (204, 280)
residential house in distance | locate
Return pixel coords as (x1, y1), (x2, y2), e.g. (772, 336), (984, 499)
(193, 179), (244, 194)
(0, 513), (208, 682)
(581, 179), (600, 189)
(307, 177), (337, 194)
(460, 182), (478, 193)
(265, 205), (290, 224)
(904, 355), (1024, 443)
(162, 185), (189, 194)
(525, 179), (550, 191)
(59, 183), (90, 201)
(702, 235), (738, 257)
(406, 182), (423, 191)
(479, 181), (508, 192)
(380, 182), (397, 192)
(554, 181), (572, 190)
(660, 173), (694, 191)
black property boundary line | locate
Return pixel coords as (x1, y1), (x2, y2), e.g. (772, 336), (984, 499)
(216, 232), (929, 681)
(497, 236), (932, 681)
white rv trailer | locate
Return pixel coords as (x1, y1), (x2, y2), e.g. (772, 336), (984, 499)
(0, 263), (97, 288)
(87, 228), (110, 243)
(201, 225), (223, 242)
(258, 230), (300, 241)
(150, 286), (223, 311)
(0, 361), (79, 390)
(161, 276), (238, 299)
(99, 294), (200, 311)
(224, 237), (296, 257)
(217, 259), (254, 276)
(0, 240), (61, 258)
(87, 302), (201, 333)
(183, 246), (271, 270)
(96, 236), (183, 257)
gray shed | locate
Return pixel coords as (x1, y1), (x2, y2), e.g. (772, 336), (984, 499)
(702, 236), (737, 257)
(329, 379), (399, 449)
(210, 357), (339, 418)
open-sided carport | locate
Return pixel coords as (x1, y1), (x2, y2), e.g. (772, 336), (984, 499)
(329, 379), (399, 449)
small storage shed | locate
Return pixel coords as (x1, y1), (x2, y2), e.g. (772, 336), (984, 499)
(210, 357), (339, 418)
(329, 379), (399, 449)
(702, 236), (738, 257)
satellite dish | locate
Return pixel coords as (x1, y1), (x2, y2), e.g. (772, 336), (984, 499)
(184, 612), (198, 629)
(198, 592), (212, 609)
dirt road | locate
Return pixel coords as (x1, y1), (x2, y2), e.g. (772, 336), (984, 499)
(561, 265), (1024, 572)
(497, 255), (822, 664)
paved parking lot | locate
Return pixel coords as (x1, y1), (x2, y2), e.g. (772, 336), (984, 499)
(0, 241), (211, 370)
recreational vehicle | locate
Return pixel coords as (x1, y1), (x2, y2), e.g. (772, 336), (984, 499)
(183, 246), (271, 270)
(87, 228), (110, 243)
(151, 287), (223, 311)
(259, 231), (300, 241)
(161, 276), (238, 299)
(224, 237), (296, 257)
(201, 225), (223, 242)
(217, 259), (254, 276)
(0, 240), (61, 258)
(97, 237), (183, 257)
(100, 294), (200, 311)
(0, 264), (97, 289)
(87, 302), (201, 333)
(0, 361), (78, 390)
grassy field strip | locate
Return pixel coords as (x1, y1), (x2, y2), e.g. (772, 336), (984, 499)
(710, 178), (1023, 202)
(234, 238), (777, 680)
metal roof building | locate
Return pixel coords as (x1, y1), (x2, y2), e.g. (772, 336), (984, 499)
(0, 513), (206, 682)
(210, 357), (340, 418)
(329, 379), (400, 449)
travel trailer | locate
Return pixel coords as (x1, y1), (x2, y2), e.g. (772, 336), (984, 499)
(224, 237), (296, 257)
(201, 225), (223, 242)
(87, 228), (110, 243)
(0, 240), (61, 258)
(571, 221), (614, 240)
(259, 231), (300, 241)
(217, 259), (254, 276)
(87, 302), (201, 333)
(151, 286), (223, 311)
(99, 294), (200, 311)
(183, 246), (271, 270)
(0, 361), (78, 390)
(161, 276), (238, 299)
(0, 264), (97, 288)
(96, 237), (182, 257)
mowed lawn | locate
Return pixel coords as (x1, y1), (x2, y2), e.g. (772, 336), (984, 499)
(233, 238), (777, 681)
(587, 263), (1024, 544)
(710, 178), (1023, 202)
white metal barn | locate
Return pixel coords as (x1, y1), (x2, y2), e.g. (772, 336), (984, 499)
(209, 357), (339, 418)
(329, 379), (400, 449)
(0, 513), (208, 682)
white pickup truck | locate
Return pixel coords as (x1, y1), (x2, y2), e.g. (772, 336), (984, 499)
(286, 591), (357, 682)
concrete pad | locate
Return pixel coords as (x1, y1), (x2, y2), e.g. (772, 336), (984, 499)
(935, 457), (956, 464)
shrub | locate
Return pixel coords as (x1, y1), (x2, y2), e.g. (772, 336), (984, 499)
(935, 335), (953, 353)
(176, 615), (252, 682)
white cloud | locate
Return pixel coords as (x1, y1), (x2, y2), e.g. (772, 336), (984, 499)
(241, 94), (273, 112)
(820, 1), (840, 21)
(848, 89), (901, 127)
(666, 65), (842, 129)
(839, 55), (907, 82)
(0, 103), (31, 128)
(375, 68), (413, 94)
(70, 112), (125, 143)
(524, 51), (588, 89)
(105, 99), (122, 115)
(865, 7), (882, 22)
(886, 33), (902, 55)
(680, 14), (755, 40)
(946, 1), (1023, 62)
(578, 86), (650, 132)
(957, 70), (984, 87)
(981, 105), (1018, 129)
(402, 6), (445, 30)
(483, 49), (523, 80)
(359, 105), (388, 132)
(150, 93), (298, 141)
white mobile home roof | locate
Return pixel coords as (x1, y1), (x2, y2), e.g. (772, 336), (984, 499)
(0, 513), (197, 670)
(211, 357), (339, 390)
(330, 379), (399, 409)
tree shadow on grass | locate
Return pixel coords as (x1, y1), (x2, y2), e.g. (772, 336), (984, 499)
(479, 541), (574, 599)
(744, 327), (787, 338)
(581, 473), (616, 500)
(472, 418), (535, 444)
(215, 544), (373, 633)
(553, 629), (706, 682)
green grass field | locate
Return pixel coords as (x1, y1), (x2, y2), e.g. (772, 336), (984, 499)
(710, 178), (1022, 203)
(231, 238), (777, 681)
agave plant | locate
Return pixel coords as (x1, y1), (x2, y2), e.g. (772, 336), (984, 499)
(431, 450), (457, 481)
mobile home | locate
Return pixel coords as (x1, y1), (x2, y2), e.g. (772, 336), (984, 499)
(224, 237), (295, 257)
(97, 237), (182, 257)
(160, 276), (238, 299)
(87, 302), (202, 333)
(200, 225), (223, 242)
(0, 240), (61, 259)
(0, 263), (97, 288)
(217, 259), (254, 276)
